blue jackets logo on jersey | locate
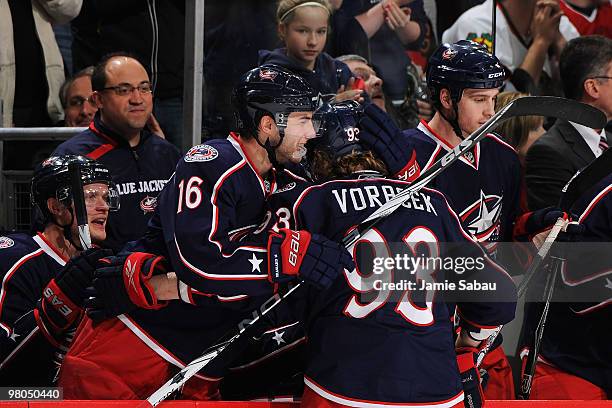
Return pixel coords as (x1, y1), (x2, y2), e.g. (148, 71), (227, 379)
(140, 196), (158, 213)
(184, 145), (219, 163)
(460, 191), (503, 241)
(0, 237), (15, 249)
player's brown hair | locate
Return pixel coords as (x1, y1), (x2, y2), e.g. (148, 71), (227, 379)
(310, 149), (389, 181)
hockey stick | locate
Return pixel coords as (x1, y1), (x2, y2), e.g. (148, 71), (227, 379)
(518, 254), (562, 399)
(143, 97), (604, 406)
(476, 147), (612, 368)
(141, 281), (304, 407)
(492, 0), (497, 56)
(516, 147), (612, 299)
(68, 162), (92, 250)
(517, 148), (612, 399)
(342, 96), (606, 249)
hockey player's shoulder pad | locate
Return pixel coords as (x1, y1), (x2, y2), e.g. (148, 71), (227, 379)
(483, 133), (520, 158)
(0, 234), (39, 271)
(179, 138), (245, 180)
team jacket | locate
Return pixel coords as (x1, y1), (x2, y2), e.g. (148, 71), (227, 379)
(53, 113), (181, 251)
(261, 174), (517, 407)
(521, 173), (612, 390)
(403, 121), (522, 247)
(0, 233), (68, 385)
(115, 134), (308, 378)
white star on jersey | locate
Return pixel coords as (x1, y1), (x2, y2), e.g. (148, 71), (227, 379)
(272, 331), (286, 346)
(464, 191), (503, 238)
(249, 253), (263, 273)
(605, 278), (612, 291)
(9, 331), (20, 342)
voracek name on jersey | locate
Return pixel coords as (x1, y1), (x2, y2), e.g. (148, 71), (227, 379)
(115, 179), (169, 195)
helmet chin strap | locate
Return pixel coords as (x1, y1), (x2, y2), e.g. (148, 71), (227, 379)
(438, 101), (464, 140)
(53, 207), (83, 252)
(254, 118), (287, 172)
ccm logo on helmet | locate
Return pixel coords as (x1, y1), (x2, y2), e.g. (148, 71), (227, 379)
(488, 72), (504, 79)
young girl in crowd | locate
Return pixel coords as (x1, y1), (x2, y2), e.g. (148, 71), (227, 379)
(259, 0), (361, 101)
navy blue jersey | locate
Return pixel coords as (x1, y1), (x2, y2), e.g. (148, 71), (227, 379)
(53, 113), (181, 251)
(0, 233), (68, 385)
(264, 175), (517, 406)
(111, 134), (308, 378)
(403, 122), (522, 247)
(522, 174), (612, 390)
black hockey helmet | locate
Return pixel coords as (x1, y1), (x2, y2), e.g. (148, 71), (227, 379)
(307, 100), (364, 159)
(427, 40), (506, 106)
(232, 64), (321, 138)
(31, 155), (119, 225)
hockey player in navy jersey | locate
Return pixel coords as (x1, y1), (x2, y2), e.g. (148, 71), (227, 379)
(254, 100), (518, 408)
(58, 65), (353, 400)
(0, 155), (117, 385)
(356, 40), (524, 399)
(519, 173), (612, 399)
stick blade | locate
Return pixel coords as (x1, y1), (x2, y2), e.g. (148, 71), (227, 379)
(508, 96), (606, 129)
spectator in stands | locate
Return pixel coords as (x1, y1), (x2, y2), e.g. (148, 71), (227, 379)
(339, 0), (428, 105)
(336, 54), (386, 110)
(60, 66), (97, 127)
(53, 53), (181, 252)
(442, 0), (580, 95)
(494, 91), (545, 215)
(526, 35), (612, 210)
(560, 0), (612, 38)
(71, 0), (185, 148)
(259, 0), (359, 101)
(325, 0), (370, 58)
(0, 0), (82, 127)
(495, 91), (545, 163)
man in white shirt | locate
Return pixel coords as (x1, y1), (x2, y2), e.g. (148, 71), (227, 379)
(525, 35), (612, 210)
(442, 0), (579, 94)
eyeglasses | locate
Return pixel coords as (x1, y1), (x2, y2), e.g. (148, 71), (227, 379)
(67, 96), (96, 109)
(101, 82), (153, 96)
(590, 76), (612, 81)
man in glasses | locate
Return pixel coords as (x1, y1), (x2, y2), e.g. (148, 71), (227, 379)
(53, 53), (181, 252)
(526, 35), (612, 210)
(60, 66), (97, 128)
(0, 155), (116, 386)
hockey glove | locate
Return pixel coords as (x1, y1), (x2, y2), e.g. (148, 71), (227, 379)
(267, 229), (354, 290)
(358, 103), (419, 180)
(456, 347), (487, 408)
(35, 248), (113, 346)
(85, 252), (168, 323)
(513, 207), (567, 241)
